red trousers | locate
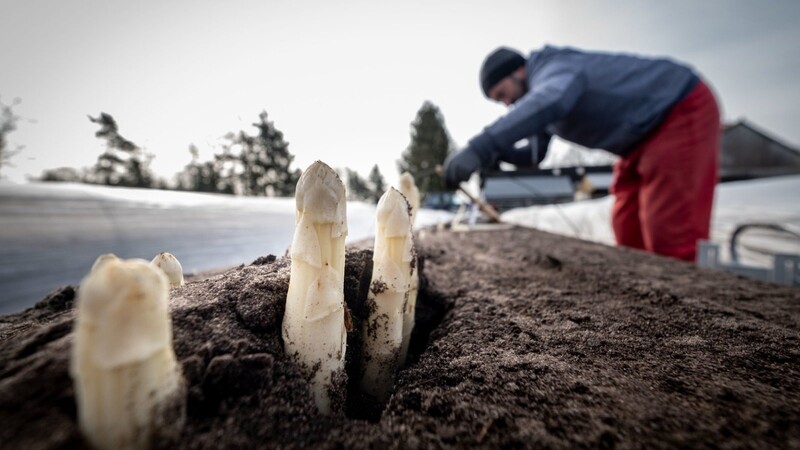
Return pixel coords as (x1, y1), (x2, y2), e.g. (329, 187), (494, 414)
(611, 81), (720, 262)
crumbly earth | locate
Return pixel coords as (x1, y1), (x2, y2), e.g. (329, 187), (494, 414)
(1, 226), (799, 449)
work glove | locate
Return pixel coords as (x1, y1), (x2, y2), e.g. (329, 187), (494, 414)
(443, 147), (482, 190)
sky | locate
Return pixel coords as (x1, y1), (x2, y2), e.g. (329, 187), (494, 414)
(2, 0), (799, 187)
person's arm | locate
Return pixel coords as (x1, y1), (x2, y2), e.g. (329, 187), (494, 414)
(497, 133), (552, 167)
(444, 62), (585, 187)
(483, 65), (585, 156)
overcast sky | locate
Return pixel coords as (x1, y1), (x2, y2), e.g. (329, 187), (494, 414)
(2, 0), (799, 186)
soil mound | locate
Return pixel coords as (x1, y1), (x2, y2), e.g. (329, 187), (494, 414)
(2, 226), (799, 448)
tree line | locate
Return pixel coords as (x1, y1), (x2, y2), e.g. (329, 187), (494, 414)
(37, 111), (302, 197)
(3, 97), (455, 201)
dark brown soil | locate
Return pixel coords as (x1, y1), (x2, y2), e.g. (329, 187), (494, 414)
(2, 226), (799, 449)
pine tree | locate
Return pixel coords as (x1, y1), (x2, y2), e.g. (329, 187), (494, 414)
(368, 164), (386, 203)
(397, 101), (454, 196)
(346, 168), (373, 201)
(185, 145), (202, 191)
(397, 101), (453, 196)
(176, 145), (206, 192)
(87, 113), (153, 188)
(0, 97), (24, 177)
(225, 111), (300, 197)
(212, 147), (239, 195)
(38, 167), (83, 182)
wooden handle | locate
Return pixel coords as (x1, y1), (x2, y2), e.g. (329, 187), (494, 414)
(435, 165), (502, 223)
(456, 185), (502, 223)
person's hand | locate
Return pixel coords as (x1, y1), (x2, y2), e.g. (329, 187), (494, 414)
(443, 148), (482, 189)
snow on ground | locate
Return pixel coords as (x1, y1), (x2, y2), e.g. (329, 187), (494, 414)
(502, 175), (800, 268)
(0, 182), (453, 313)
(0, 182), (452, 244)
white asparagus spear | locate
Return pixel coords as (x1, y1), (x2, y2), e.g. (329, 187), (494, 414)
(360, 187), (415, 402)
(399, 259), (418, 366)
(90, 253), (119, 272)
(397, 172), (420, 226)
(282, 161), (348, 415)
(71, 258), (185, 450)
(151, 252), (185, 288)
(396, 173), (420, 365)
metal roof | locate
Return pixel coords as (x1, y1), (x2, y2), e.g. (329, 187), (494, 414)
(585, 173), (613, 189)
(484, 175), (575, 200)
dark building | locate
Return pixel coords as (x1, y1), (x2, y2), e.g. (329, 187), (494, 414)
(721, 120), (800, 181)
(483, 166), (613, 211)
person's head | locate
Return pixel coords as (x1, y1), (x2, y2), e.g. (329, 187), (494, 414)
(480, 47), (527, 106)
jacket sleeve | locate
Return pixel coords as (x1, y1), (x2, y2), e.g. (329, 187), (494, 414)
(466, 61), (586, 166)
(497, 133), (552, 167)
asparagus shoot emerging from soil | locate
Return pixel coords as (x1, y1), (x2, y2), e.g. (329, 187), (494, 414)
(151, 252), (185, 288)
(283, 160), (348, 415)
(71, 258), (185, 450)
(396, 174), (420, 365)
(397, 172), (420, 226)
(399, 255), (419, 367)
(360, 187), (415, 402)
(90, 253), (119, 272)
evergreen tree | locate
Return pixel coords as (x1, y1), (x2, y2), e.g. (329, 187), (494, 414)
(206, 158), (233, 194)
(0, 97), (24, 177)
(38, 167), (83, 182)
(397, 101), (454, 195)
(87, 113), (153, 188)
(176, 145), (204, 192)
(175, 144), (236, 194)
(224, 111), (300, 197)
(368, 164), (386, 203)
(346, 168), (373, 201)
(213, 147), (239, 195)
(179, 145), (199, 191)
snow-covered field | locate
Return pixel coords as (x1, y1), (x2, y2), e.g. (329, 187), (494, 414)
(503, 175), (800, 268)
(0, 182), (452, 314)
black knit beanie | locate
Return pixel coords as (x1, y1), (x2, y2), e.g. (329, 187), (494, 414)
(480, 47), (526, 97)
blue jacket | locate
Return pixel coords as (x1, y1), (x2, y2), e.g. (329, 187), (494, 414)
(469, 46), (699, 167)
